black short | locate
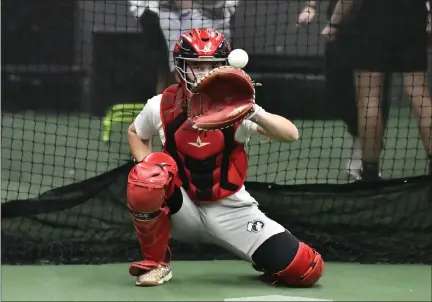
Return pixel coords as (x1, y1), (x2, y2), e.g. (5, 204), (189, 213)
(345, 0), (428, 72)
(324, 39), (356, 103)
(324, 39), (359, 137)
(349, 34), (427, 73)
(324, 38), (393, 137)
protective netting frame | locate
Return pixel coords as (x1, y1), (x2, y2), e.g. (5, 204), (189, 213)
(2, 163), (431, 264)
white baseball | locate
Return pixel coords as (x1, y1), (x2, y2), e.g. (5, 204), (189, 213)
(228, 49), (249, 69)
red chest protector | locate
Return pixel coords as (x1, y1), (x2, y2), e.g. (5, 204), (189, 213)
(160, 84), (248, 203)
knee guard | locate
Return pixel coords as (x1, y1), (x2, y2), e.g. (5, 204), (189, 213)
(273, 242), (324, 287)
(127, 152), (180, 276)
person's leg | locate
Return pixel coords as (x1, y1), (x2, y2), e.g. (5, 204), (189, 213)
(356, 0), (430, 178)
(324, 38), (362, 179)
(355, 70), (385, 179)
(348, 0), (403, 180)
(126, 153), (209, 287)
(350, 31), (390, 180)
(403, 72), (432, 174)
(131, 185), (210, 286)
(200, 189), (324, 286)
(126, 153), (178, 286)
(397, 30), (431, 174)
(169, 187), (211, 244)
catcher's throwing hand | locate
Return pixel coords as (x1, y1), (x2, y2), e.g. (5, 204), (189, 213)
(188, 66), (259, 131)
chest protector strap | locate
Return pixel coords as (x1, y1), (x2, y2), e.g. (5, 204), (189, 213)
(160, 84), (188, 189)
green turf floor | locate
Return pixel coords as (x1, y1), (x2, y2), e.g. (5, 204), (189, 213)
(2, 261), (431, 301)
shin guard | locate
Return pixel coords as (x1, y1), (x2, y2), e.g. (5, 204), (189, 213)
(127, 152), (180, 276)
(273, 242), (324, 286)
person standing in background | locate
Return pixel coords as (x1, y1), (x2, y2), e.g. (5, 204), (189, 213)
(299, 0), (432, 180)
(325, 0), (432, 180)
(129, 0), (238, 94)
(297, 0), (389, 181)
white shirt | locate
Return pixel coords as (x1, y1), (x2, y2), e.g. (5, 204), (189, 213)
(128, 0), (238, 19)
(134, 94), (258, 144)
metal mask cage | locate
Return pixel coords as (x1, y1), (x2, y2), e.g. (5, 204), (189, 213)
(175, 56), (228, 93)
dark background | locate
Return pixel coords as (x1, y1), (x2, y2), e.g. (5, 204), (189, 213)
(1, 0), (429, 117)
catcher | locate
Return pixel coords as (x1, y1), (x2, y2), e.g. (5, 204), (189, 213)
(127, 28), (324, 287)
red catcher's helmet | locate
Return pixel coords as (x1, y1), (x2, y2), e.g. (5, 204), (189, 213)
(173, 28), (231, 97)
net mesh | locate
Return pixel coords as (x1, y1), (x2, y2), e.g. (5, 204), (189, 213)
(2, 0), (431, 265)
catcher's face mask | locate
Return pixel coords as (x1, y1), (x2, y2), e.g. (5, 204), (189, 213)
(182, 59), (226, 85)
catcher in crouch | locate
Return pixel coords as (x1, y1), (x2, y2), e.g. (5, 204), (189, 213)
(127, 27), (324, 287)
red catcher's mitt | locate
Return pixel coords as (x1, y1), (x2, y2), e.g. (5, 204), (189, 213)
(188, 66), (256, 131)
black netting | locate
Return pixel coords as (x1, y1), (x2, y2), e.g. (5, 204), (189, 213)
(2, 0), (431, 265)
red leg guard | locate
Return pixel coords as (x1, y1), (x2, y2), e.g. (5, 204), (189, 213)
(129, 211), (171, 276)
(126, 152), (180, 276)
(273, 242), (324, 287)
